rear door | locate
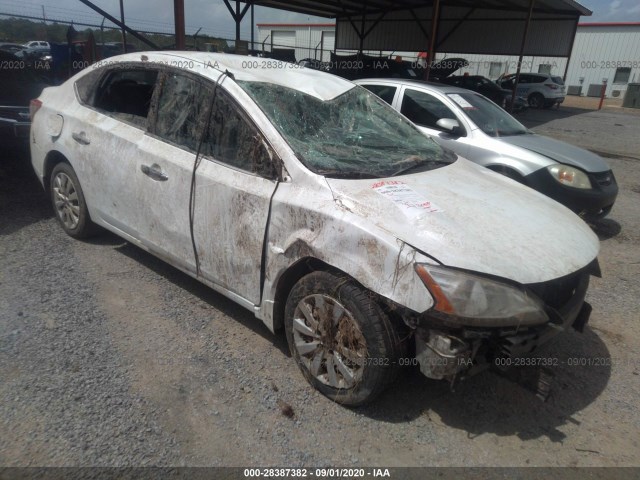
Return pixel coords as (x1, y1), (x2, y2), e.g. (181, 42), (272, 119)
(71, 64), (160, 237)
(138, 70), (279, 305)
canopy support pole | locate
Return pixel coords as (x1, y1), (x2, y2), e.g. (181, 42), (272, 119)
(510, 0), (535, 113)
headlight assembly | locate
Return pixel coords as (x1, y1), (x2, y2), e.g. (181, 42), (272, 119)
(546, 164), (591, 189)
(415, 264), (548, 327)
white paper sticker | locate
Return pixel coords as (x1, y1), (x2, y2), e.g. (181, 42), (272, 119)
(371, 181), (443, 216)
(449, 93), (475, 109)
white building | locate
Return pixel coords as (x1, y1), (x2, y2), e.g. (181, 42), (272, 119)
(256, 23), (336, 62)
(256, 22), (640, 99)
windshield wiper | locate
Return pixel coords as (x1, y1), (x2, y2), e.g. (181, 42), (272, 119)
(391, 158), (451, 177)
(320, 170), (382, 179)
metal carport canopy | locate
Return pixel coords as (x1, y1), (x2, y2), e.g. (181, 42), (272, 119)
(247, 0), (591, 57)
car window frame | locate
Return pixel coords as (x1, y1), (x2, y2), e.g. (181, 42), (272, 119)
(399, 86), (468, 136)
(147, 68), (279, 181)
(359, 82), (400, 107)
(75, 62), (161, 131)
(199, 79), (279, 180)
(146, 69), (209, 154)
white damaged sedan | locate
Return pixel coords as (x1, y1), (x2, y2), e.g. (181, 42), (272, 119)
(30, 52), (600, 405)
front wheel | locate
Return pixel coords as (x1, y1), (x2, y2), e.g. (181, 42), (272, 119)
(285, 271), (401, 406)
(50, 162), (98, 238)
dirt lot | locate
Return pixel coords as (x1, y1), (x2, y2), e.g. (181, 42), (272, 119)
(1, 104), (639, 469)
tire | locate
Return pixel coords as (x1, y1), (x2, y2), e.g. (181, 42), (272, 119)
(528, 92), (544, 109)
(50, 162), (98, 238)
(284, 271), (401, 406)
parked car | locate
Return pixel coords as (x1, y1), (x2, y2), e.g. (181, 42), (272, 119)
(356, 78), (617, 219)
(0, 50), (49, 150)
(15, 45), (51, 64)
(498, 72), (566, 108)
(440, 74), (528, 112)
(31, 52), (600, 405)
(24, 40), (50, 49)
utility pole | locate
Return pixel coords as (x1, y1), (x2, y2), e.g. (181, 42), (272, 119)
(119, 0), (127, 53)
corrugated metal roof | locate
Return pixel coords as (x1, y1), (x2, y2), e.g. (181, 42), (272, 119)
(249, 0), (590, 56)
(248, 0), (591, 19)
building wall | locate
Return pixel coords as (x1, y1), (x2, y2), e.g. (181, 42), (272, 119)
(565, 24), (640, 98)
(257, 25), (335, 62)
(445, 24), (640, 98)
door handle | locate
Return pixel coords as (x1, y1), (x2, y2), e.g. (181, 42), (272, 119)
(141, 163), (168, 181)
(72, 131), (90, 145)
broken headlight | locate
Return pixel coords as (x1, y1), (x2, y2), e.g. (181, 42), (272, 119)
(415, 264), (548, 327)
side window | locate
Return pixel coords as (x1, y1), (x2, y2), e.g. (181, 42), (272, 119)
(75, 68), (104, 105)
(92, 68), (158, 127)
(362, 84), (397, 105)
(201, 87), (275, 179)
(154, 72), (206, 152)
(400, 89), (458, 131)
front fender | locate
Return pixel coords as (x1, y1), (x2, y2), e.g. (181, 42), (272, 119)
(258, 181), (435, 332)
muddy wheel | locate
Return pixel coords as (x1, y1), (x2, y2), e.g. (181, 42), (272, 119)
(285, 271), (401, 406)
(528, 92), (544, 109)
(50, 162), (98, 238)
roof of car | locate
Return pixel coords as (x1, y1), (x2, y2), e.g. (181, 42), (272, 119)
(354, 77), (473, 95)
(101, 51), (354, 101)
(503, 72), (552, 78)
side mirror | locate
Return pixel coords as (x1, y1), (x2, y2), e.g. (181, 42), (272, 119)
(436, 118), (463, 136)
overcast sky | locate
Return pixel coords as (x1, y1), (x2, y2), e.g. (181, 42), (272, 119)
(5, 0), (640, 41)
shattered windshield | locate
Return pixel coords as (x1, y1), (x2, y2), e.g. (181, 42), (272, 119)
(238, 82), (455, 178)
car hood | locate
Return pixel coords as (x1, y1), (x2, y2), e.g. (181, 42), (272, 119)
(499, 134), (610, 173)
(326, 159), (599, 285)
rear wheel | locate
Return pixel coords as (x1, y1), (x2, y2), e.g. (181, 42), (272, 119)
(285, 271), (401, 406)
(50, 162), (98, 238)
(528, 92), (545, 109)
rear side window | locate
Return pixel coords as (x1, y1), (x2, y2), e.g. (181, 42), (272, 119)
(551, 76), (564, 85)
(362, 84), (397, 105)
(154, 72), (207, 152)
(92, 68), (158, 127)
(75, 68), (104, 105)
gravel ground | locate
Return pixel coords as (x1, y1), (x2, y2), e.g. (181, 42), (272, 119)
(1, 104), (639, 469)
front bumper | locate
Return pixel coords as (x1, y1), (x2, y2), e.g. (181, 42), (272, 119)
(524, 168), (618, 218)
(414, 260), (598, 380)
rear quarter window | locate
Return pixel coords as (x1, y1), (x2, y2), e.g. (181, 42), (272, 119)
(74, 68), (104, 105)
